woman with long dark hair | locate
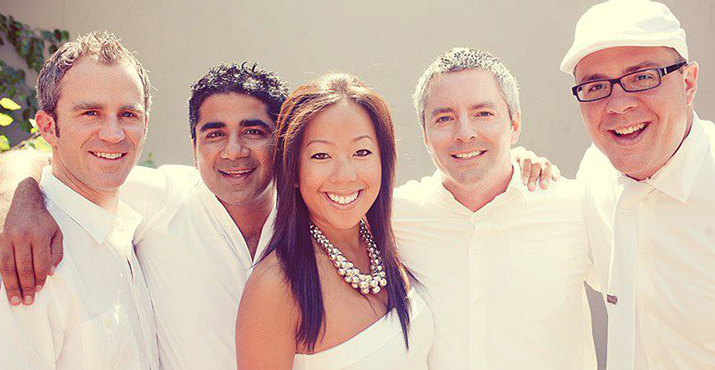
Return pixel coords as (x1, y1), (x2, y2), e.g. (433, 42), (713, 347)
(235, 73), (433, 369)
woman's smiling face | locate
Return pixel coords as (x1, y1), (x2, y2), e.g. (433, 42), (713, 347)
(298, 101), (382, 234)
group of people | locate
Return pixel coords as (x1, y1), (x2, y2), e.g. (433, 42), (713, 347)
(0, 0), (713, 369)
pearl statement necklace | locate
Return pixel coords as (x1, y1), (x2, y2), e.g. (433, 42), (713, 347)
(309, 220), (388, 295)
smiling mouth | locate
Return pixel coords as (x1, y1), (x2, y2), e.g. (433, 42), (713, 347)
(451, 150), (486, 159)
(90, 151), (126, 160)
(326, 190), (361, 206)
(612, 122), (648, 136)
(219, 168), (255, 177)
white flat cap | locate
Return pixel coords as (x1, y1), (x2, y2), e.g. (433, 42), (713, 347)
(560, 0), (687, 75)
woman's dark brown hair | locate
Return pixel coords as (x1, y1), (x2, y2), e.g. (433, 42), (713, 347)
(261, 73), (411, 351)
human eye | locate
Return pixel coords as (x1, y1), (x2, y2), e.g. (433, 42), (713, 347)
(206, 131), (225, 139)
(311, 152), (330, 160)
(354, 149), (372, 157)
(630, 70), (657, 83)
(82, 110), (99, 117)
(120, 111), (139, 119)
(245, 128), (266, 137)
(474, 111), (494, 118)
(434, 115), (452, 124)
(587, 82), (607, 92)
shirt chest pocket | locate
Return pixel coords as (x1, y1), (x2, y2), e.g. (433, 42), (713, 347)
(509, 241), (575, 312)
(81, 304), (141, 370)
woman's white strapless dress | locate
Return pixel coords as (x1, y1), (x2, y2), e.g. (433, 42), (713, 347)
(292, 289), (434, 370)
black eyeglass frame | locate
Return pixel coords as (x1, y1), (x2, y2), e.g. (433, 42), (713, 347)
(571, 61), (688, 102)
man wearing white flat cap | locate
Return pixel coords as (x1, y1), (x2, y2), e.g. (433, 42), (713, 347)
(561, 0), (715, 369)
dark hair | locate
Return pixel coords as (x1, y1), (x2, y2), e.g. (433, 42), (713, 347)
(188, 61), (289, 141)
(262, 73), (411, 351)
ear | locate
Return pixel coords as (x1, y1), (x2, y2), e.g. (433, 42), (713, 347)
(35, 110), (58, 146)
(192, 139), (198, 167)
(683, 62), (698, 106)
(510, 111), (522, 145)
(421, 124), (431, 154)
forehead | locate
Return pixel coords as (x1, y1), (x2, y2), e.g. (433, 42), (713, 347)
(574, 46), (677, 81)
(424, 69), (507, 112)
(302, 101), (377, 144)
(57, 58), (144, 108)
(197, 92), (273, 127)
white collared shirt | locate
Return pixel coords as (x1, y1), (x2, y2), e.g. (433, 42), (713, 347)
(0, 167), (159, 370)
(393, 164), (597, 370)
(119, 165), (274, 370)
(579, 113), (715, 370)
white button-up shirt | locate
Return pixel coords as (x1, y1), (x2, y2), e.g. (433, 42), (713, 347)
(393, 164), (597, 370)
(0, 167), (159, 370)
(578, 113), (715, 370)
(119, 165), (274, 370)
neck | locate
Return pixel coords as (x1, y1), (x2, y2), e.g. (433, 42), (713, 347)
(443, 164), (513, 213)
(220, 191), (273, 259)
(51, 160), (118, 212)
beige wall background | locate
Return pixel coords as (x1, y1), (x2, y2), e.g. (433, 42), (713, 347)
(4, 0), (714, 368)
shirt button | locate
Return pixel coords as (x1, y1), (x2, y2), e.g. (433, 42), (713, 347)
(104, 318), (112, 329)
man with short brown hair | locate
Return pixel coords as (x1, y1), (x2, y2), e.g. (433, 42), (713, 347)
(0, 32), (159, 369)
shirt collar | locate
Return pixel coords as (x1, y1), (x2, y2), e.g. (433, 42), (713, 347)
(431, 160), (528, 215)
(39, 166), (139, 244)
(621, 113), (710, 203)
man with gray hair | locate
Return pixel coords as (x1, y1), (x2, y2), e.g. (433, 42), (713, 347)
(0, 32), (159, 369)
(562, 0), (715, 368)
(394, 47), (598, 369)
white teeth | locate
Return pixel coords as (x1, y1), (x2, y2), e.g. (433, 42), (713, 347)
(453, 150), (484, 159)
(614, 123), (646, 135)
(222, 169), (252, 175)
(327, 192), (359, 205)
(93, 152), (123, 159)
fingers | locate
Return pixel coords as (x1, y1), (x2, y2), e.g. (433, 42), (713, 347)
(49, 231), (64, 276)
(14, 240), (36, 305)
(540, 162), (553, 189)
(528, 162), (541, 191)
(520, 158), (533, 186)
(32, 235), (52, 293)
(0, 236), (22, 306)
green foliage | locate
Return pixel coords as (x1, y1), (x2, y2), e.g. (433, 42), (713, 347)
(0, 13), (68, 152)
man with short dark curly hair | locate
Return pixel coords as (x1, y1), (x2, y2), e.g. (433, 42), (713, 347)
(0, 60), (290, 369)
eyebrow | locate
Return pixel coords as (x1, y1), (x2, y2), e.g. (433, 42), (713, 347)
(198, 118), (273, 133)
(71, 102), (144, 112)
(429, 102), (497, 117)
(305, 134), (375, 148)
(578, 61), (662, 83)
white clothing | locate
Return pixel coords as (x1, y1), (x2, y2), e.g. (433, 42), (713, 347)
(292, 289), (433, 370)
(0, 168), (159, 370)
(579, 113), (715, 370)
(393, 164), (597, 370)
(119, 165), (274, 370)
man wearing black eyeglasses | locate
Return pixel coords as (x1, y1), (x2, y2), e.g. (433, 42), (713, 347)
(561, 1), (715, 369)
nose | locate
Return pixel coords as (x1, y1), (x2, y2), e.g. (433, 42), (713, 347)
(454, 114), (477, 143)
(330, 155), (358, 184)
(221, 134), (249, 160)
(97, 116), (125, 143)
(605, 82), (638, 115)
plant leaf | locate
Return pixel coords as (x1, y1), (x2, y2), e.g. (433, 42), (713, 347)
(32, 136), (52, 152)
(0, 97), (21, 110)
(0, 113), (13, 126)
(0, 135), (10, 151)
